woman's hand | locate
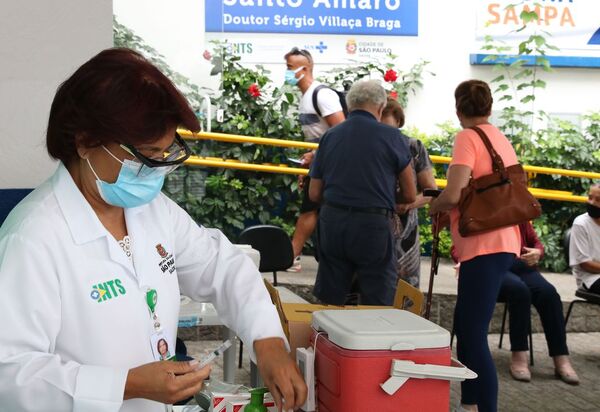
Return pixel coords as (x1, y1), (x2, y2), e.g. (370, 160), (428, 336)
(429, 165), (472, 215)
(395, 203), (411, 215)
(124, 360), (210, 404)
(519, 247), (542, 267)
(254, 337), (307, 412)
(433, 211), (451, 230)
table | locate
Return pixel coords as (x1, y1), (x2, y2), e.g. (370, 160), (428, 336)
(275, 286), (309, 304)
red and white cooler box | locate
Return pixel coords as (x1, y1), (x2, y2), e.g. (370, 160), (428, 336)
(311, 309), (476, 412)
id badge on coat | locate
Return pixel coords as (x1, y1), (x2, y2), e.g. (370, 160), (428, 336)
(150, 330), (176, 361)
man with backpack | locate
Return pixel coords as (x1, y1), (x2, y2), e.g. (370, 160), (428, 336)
(284, 47), (346, 271)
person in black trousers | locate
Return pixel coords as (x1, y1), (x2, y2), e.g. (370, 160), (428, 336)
(308, 79), (416, 305)
(500, 221), (579, 384)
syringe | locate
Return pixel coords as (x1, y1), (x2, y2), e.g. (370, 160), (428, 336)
(196, 339), (233, 369)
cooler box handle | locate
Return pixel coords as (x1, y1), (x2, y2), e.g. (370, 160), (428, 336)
(380, 358), (478, 395)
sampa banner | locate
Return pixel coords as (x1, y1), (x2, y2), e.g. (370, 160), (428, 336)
(205, 0), (419, 36)
(472, 0), (600, 68)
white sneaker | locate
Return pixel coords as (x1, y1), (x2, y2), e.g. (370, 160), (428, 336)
(286, 256), (302, 272)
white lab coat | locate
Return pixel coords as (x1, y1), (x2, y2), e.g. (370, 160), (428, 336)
(0, 164), (286, 411)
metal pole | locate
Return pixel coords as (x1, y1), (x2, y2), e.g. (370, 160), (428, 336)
(424, 212), (441, 319)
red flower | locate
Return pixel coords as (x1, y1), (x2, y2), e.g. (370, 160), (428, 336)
(389, 90), (398, 100)
(384, 69), (398, 83)
(248, 83), (261, 98)
(203, 50), (212, 61)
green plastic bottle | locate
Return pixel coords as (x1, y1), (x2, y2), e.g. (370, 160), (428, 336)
(244, 387), (269, 412)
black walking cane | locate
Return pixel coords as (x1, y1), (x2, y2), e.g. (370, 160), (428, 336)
(423, 188), (442, 319)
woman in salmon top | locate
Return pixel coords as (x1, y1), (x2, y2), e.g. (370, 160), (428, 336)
(430, 80), (521, 412)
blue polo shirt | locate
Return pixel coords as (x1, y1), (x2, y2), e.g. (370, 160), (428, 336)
(310, 110), (411, 210)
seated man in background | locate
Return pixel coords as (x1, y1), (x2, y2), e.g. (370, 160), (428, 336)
(308, 79), (416, 305)
(570, 183), (600, 293)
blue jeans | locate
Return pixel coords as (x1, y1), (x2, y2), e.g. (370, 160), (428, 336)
(455, 252), (515, 412)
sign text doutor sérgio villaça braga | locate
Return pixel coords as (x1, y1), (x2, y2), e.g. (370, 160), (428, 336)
(205, 0), (419, 36)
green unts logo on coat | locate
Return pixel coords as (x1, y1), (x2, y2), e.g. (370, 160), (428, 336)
(90, 279), (126, 303)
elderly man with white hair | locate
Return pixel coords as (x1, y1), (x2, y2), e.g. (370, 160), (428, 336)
(308, 79), (416, 305)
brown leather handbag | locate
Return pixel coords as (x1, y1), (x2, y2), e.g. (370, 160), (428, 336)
(458, 126), (542, 237)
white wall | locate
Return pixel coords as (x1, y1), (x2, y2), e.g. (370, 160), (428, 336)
(114, 0), (214, 95)
(0, 0), (113, 188)
(404, 1), (600, 132)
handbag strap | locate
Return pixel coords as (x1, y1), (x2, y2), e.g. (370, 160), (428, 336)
(469, 126), (507, 176)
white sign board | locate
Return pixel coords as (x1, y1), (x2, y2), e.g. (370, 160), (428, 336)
(473, 0), (600, 68)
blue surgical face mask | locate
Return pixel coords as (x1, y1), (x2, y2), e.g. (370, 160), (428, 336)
(284, 66), (305, 86)
(86, 146), (167, 208)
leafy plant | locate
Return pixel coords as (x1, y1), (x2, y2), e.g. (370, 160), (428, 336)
(479, 6), (599, 271)
(177, 40), (433, 245)
(418, 207), (452, 258)
(317, 56), (433, 108)
(172, 41), (306, 241)
(527, 115), (600, 271)
(113, 17), (208, 111)
(481, 6), (558, 142)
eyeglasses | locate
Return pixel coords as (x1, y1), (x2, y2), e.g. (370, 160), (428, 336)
(120, 132), (191, 176)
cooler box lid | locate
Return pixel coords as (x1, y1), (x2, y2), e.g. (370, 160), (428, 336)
(312, 308), (449, 350)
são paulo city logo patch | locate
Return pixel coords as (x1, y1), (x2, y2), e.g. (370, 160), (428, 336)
(156, 243), (175, 274)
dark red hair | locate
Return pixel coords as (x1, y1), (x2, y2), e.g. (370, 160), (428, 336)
(454, 79), (493, 118)
(46, 48), (200, 164)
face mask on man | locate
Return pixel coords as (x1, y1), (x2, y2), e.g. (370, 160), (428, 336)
(588, 203), (600, 219)
(87, 146), (168, 208)
(284, 66), (305, 86)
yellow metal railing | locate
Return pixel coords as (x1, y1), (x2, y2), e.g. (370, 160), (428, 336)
(180, 130), (596, 203)
(180, 130), (318, 150)
(186, 156), (306, 176)
(433, 179), (587, 203)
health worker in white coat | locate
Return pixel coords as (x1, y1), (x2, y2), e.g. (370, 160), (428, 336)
(0, 48), (307, 412)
